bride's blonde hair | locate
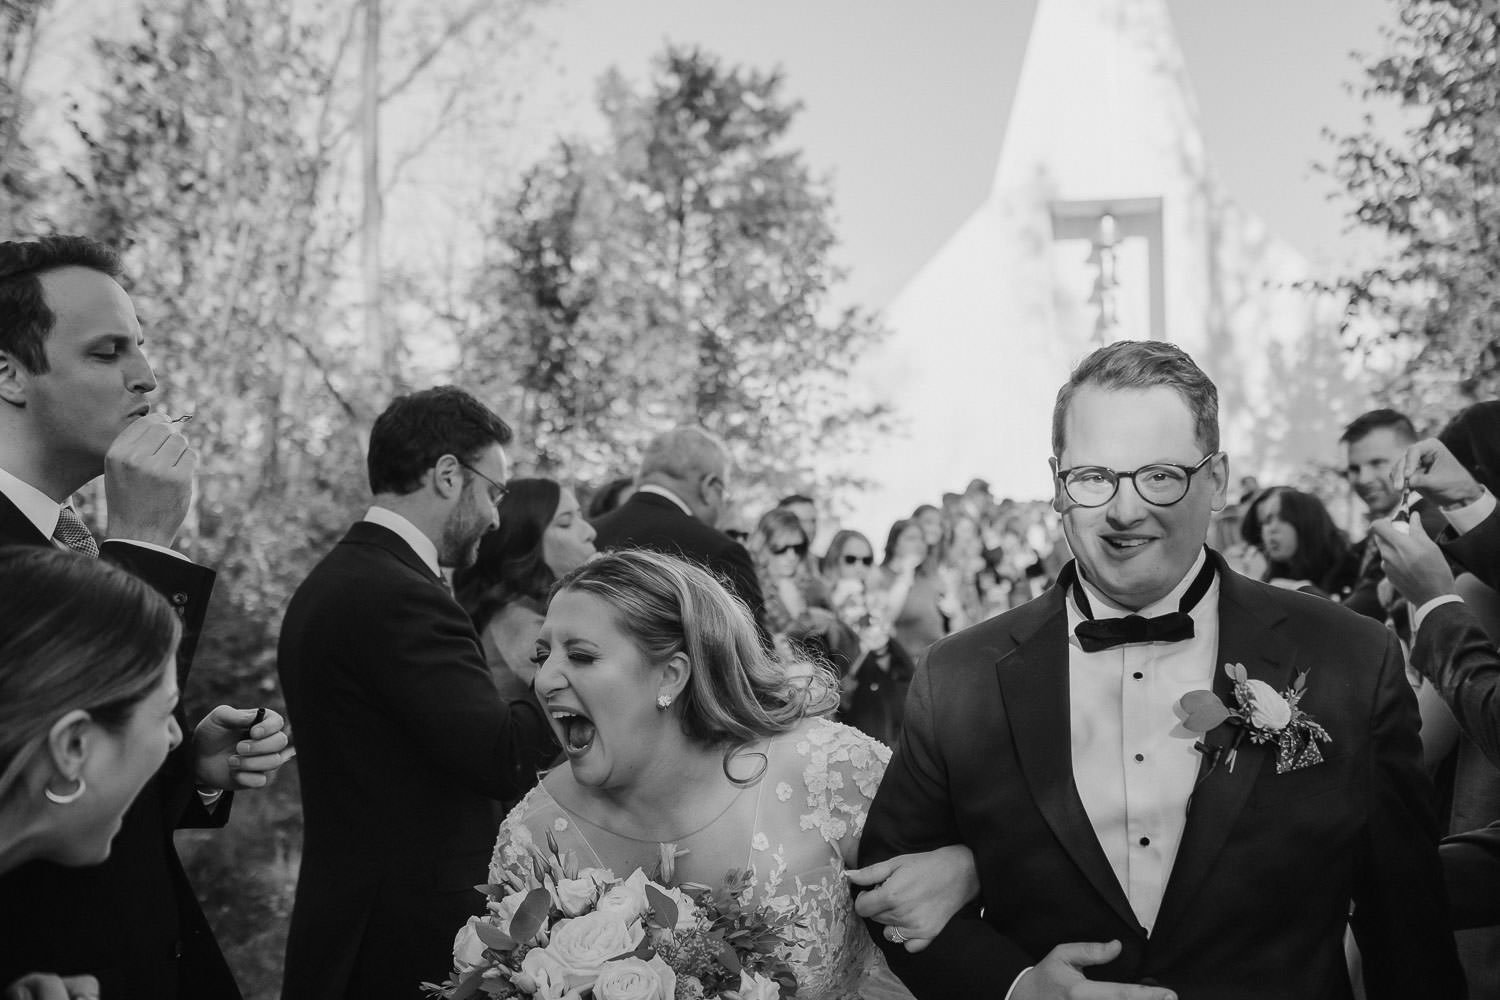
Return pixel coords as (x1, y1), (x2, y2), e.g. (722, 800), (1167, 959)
(551, 550), (838, 761)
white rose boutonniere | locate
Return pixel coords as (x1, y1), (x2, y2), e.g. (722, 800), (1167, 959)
(1242, 678), (1292, 732)
(1177, 663), (1332, 775)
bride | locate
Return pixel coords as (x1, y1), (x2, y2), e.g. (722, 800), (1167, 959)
(487, 549), (977, 999)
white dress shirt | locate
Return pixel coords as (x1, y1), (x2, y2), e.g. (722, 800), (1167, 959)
(1067, 548), (1219, 934)
(363, 506), (442, 579)
(635, 483), (694, 517)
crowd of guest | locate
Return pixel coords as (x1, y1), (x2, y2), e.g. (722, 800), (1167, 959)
(4, 231), (1500, 1000)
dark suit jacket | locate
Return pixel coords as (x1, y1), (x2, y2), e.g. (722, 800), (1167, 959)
(0, 490), (234, 1000)
(860, 554), (1462, 999)
(1427, 507), (1500, 928)
(278, 521), (558, 1000)
(591, 492), (767, 635)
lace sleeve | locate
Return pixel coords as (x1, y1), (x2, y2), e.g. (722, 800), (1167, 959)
(792, 718), (892, 860)
(488, 782), (577, 884)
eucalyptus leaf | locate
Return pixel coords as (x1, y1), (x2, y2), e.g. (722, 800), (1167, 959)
(508, 887), (553, 943)
(646, 882), (680, 930)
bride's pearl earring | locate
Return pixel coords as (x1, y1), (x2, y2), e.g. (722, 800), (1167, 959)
(656, 694), (673, 710)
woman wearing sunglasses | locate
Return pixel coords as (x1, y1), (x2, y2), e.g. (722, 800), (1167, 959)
(750, 508), (857, 675)
(820, 530), (917, 744)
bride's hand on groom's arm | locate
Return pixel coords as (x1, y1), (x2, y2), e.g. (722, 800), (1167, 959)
(1011, 941), (1176, 1000)
(846, 844), (979, 952)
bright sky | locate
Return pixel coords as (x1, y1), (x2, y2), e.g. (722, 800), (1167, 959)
(521, 0), (1394, 313)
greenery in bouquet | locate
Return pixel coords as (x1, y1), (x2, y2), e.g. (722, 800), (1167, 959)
(424, 833), (799, 1000)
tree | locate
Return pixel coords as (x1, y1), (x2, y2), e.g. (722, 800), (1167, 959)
(464, 46), (893, 507)
(1327, 0), (1500, 417)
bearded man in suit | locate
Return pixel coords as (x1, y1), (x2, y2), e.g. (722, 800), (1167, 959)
(278, 386), (558, 1000)
(859, 340), (1462, 999)
(0, 235), (292, 999)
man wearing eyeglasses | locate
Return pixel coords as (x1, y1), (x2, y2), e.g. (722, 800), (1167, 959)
(860, 340), (1460, 999)
(278, 386), (557, 1000)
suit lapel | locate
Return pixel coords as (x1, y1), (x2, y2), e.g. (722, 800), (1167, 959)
(1152, 565), (1294, 940)
(0, 489), (51, 547)
(343, 521), (449, 592)
(996, 588), (1144, 935)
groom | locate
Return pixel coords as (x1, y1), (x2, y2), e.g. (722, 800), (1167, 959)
(859, 340), (1462, 999)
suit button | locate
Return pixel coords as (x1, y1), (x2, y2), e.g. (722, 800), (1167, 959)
(172, 592), (188, 605)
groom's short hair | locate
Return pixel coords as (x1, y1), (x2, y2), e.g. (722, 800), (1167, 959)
(1051, 340), (1219, 456)
(0, 235), (123, 375)
(367, 385), (512, 495)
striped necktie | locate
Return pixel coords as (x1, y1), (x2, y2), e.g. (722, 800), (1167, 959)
(54, 505), (101, 558)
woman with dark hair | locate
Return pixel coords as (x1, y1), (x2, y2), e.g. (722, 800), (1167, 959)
(1240, 487), (1357, 598)
(1, 549), (185, 1000)
(468, 549), (978, 998)
(453, 478), (597, 702)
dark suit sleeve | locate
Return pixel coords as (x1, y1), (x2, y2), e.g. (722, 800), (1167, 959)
(1350, 633), (1466, 997)
(100, 540), (217, 671)
(98, 539), (230, 830)
(1442, 507), (1500, 593)
(718, 537), (769, 640)
(357, 579), (556, 802)
(1412, 601), (1500, 770)
(1442, 823), (1500, 928)
(858, 650), (1034, 997)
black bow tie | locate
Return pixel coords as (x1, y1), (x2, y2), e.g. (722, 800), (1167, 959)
(1065, 555), (1216, 653)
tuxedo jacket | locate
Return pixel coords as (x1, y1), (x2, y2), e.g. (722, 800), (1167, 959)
(859, 554), (1462, 999)
(0, 491), (235, 1000)
(591, 492), (767, 637)
(277, 521), (559, 1000)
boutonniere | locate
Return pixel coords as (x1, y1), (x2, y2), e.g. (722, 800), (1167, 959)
(1178, 663), (1332, 775)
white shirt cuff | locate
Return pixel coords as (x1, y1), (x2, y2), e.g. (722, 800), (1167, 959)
(106, 537), (192, 562)
(1003, 967), (1032, 1000)
(1445, 487), (1496, 535)
(196, 786), (224, 807)
(1413, 594), (1465, 635)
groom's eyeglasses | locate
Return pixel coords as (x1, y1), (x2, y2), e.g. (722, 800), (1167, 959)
(771, 540), (810, 557)
(459, 462), (510, 507)
(1055, 452), (1220, 508)
(842, 554), (874, 566)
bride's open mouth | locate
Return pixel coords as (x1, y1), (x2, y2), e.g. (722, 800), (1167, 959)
(550, 709), (597, 754)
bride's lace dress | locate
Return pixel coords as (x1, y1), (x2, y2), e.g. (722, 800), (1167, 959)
(489, 716), (913, 1000)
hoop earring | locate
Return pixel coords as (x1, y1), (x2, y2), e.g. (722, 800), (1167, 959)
(656, 694), (673, 710)
(45, 775), (86, 805)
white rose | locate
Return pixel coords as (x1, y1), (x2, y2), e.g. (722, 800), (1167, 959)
(1244, 679), (1292, 731)
(594, 955), (678, 1000)
(595, 869), (650, 920)
(645, 880), (700, 932)
(521, 911), (644, 990)
(452, 916), (490, 971)
(734, 970), (782, 1000)
(555, 872), (606, 917)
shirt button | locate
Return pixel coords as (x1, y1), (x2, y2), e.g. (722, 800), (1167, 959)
(1139, 836), (1151, 846)
(1134, 753), (1145, 762)
(1132, 671), (1144, 680)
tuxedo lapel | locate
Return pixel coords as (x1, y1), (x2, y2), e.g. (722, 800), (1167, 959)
(996, 589), (1143, 934)
(1152, 565), (1295, 940)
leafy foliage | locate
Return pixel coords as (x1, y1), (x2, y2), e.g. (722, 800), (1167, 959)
(464, 46), (893, 510)
(1326, 0), (1500, 417)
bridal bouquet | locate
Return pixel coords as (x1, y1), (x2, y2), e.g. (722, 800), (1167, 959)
(424, 833), (798, 1000)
